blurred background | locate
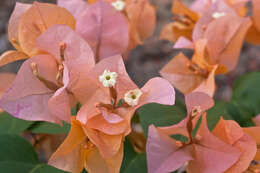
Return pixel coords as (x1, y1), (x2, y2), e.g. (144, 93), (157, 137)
(1, 0), (260, 102)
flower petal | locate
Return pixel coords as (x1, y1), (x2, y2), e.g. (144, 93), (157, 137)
(86, 114), (127, 135)
(57, 0), (88, 19)
(84, 127), (123, 159)
(0, 73), (16, 112)
(193, 65), (217, 97)
(85, 143), (123, 173)
(76, 0), (129, 60)
(185, 92), (214, 115)
(160, 53), (204, 94)
(147, 125), (192, 173)
(0, 51), (28, 67)
(8, 2), (31, 51)
(213, 118), (244, 145)
(224, 134), (256, 173)
(49, 117), (87, 173)
(0, 55), (60, 123)
(18, 2), (76, 56)
(174, 36), (194, 49)
(138, 77), (175, 108)
(73, 55), (137, 104)
(37, 25), (95, 67)
(188, 114), (241, 173)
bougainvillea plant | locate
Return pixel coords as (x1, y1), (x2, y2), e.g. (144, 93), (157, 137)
(1, 0), (260, 173)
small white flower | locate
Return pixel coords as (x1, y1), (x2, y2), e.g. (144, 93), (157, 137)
(124, 89), (143, 106)
(99, 70), (118, 87)
(111, 0), (125, 11)
(191, 106), (202, 117)
(212, 12), (226, 19)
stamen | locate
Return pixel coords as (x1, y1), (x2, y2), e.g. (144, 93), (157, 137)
(30, 62), (38, 76)
(11, 38), (20, 46)
(30, 62), (59, 91)
(95, 102), (114, 110)
(124, 89), (143, 106)
(59, 42), (67, 61)
(56, 64), (64, 86)
(99, 70), (118, 87)
(186, 62), (209, 78)
(111, 0), (125, 11)
(173, 14), (196, 27)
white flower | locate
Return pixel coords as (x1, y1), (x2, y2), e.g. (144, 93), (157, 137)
(111, 0), (125, 11)
(99, 70), (118, 87)
(212, 12), (226, 19)
(124, 89), (143, 106)
(191, 106), (202, 117)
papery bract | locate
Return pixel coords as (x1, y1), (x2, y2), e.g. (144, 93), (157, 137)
(160, 0), (249, 43)
(190, 0), (248, 17)
(191, 1), (252, 73)
(49, 117), (123, 173)
(59, 0), (156, 53)
(0, 2), (76, 67)
(213, 118), (257, 173)
(57, 0), (88, 19)
(76, 0), (129, 61)
(124, 0), (156, 49)
(244, 126), (260, 161)
(0, 73), (16, 113)
(245, 0), (260, 44)
(160, 0), (199, 42)
(74, 55), (175, 137)
(53, 55), (175, 172)
(160, 39), (218, 97)
(147, 92), (242, 173)
(0, 25), (95, 124)
(160, 1), (252, 96)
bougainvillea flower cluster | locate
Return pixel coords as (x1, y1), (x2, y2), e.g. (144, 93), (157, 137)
(1, 0), (260, 173)
(160, 0), (252, 97)
(147, 92), (257, 173)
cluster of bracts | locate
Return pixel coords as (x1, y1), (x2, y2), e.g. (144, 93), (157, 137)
(0, 0), (260, 172)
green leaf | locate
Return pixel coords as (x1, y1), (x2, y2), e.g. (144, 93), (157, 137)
(29, 164), (68, 173)
(138, 102), (186, 137)
(0, 161), (35, 173)
(232, 72), (260, 117)
(123, 153), (147, 173)
(29, 121), (70, 134)
(120, 137), (138, 172)
(229, 72), (260, 126)
(226, 102), (255, 127)
(0, 134), (39, 164)
(206, 101), (233, 130)
(0, 112), (34, 134)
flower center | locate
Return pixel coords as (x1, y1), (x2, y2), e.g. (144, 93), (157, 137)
(106, 75), (111, 80)
(131, 94), (137, 99)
